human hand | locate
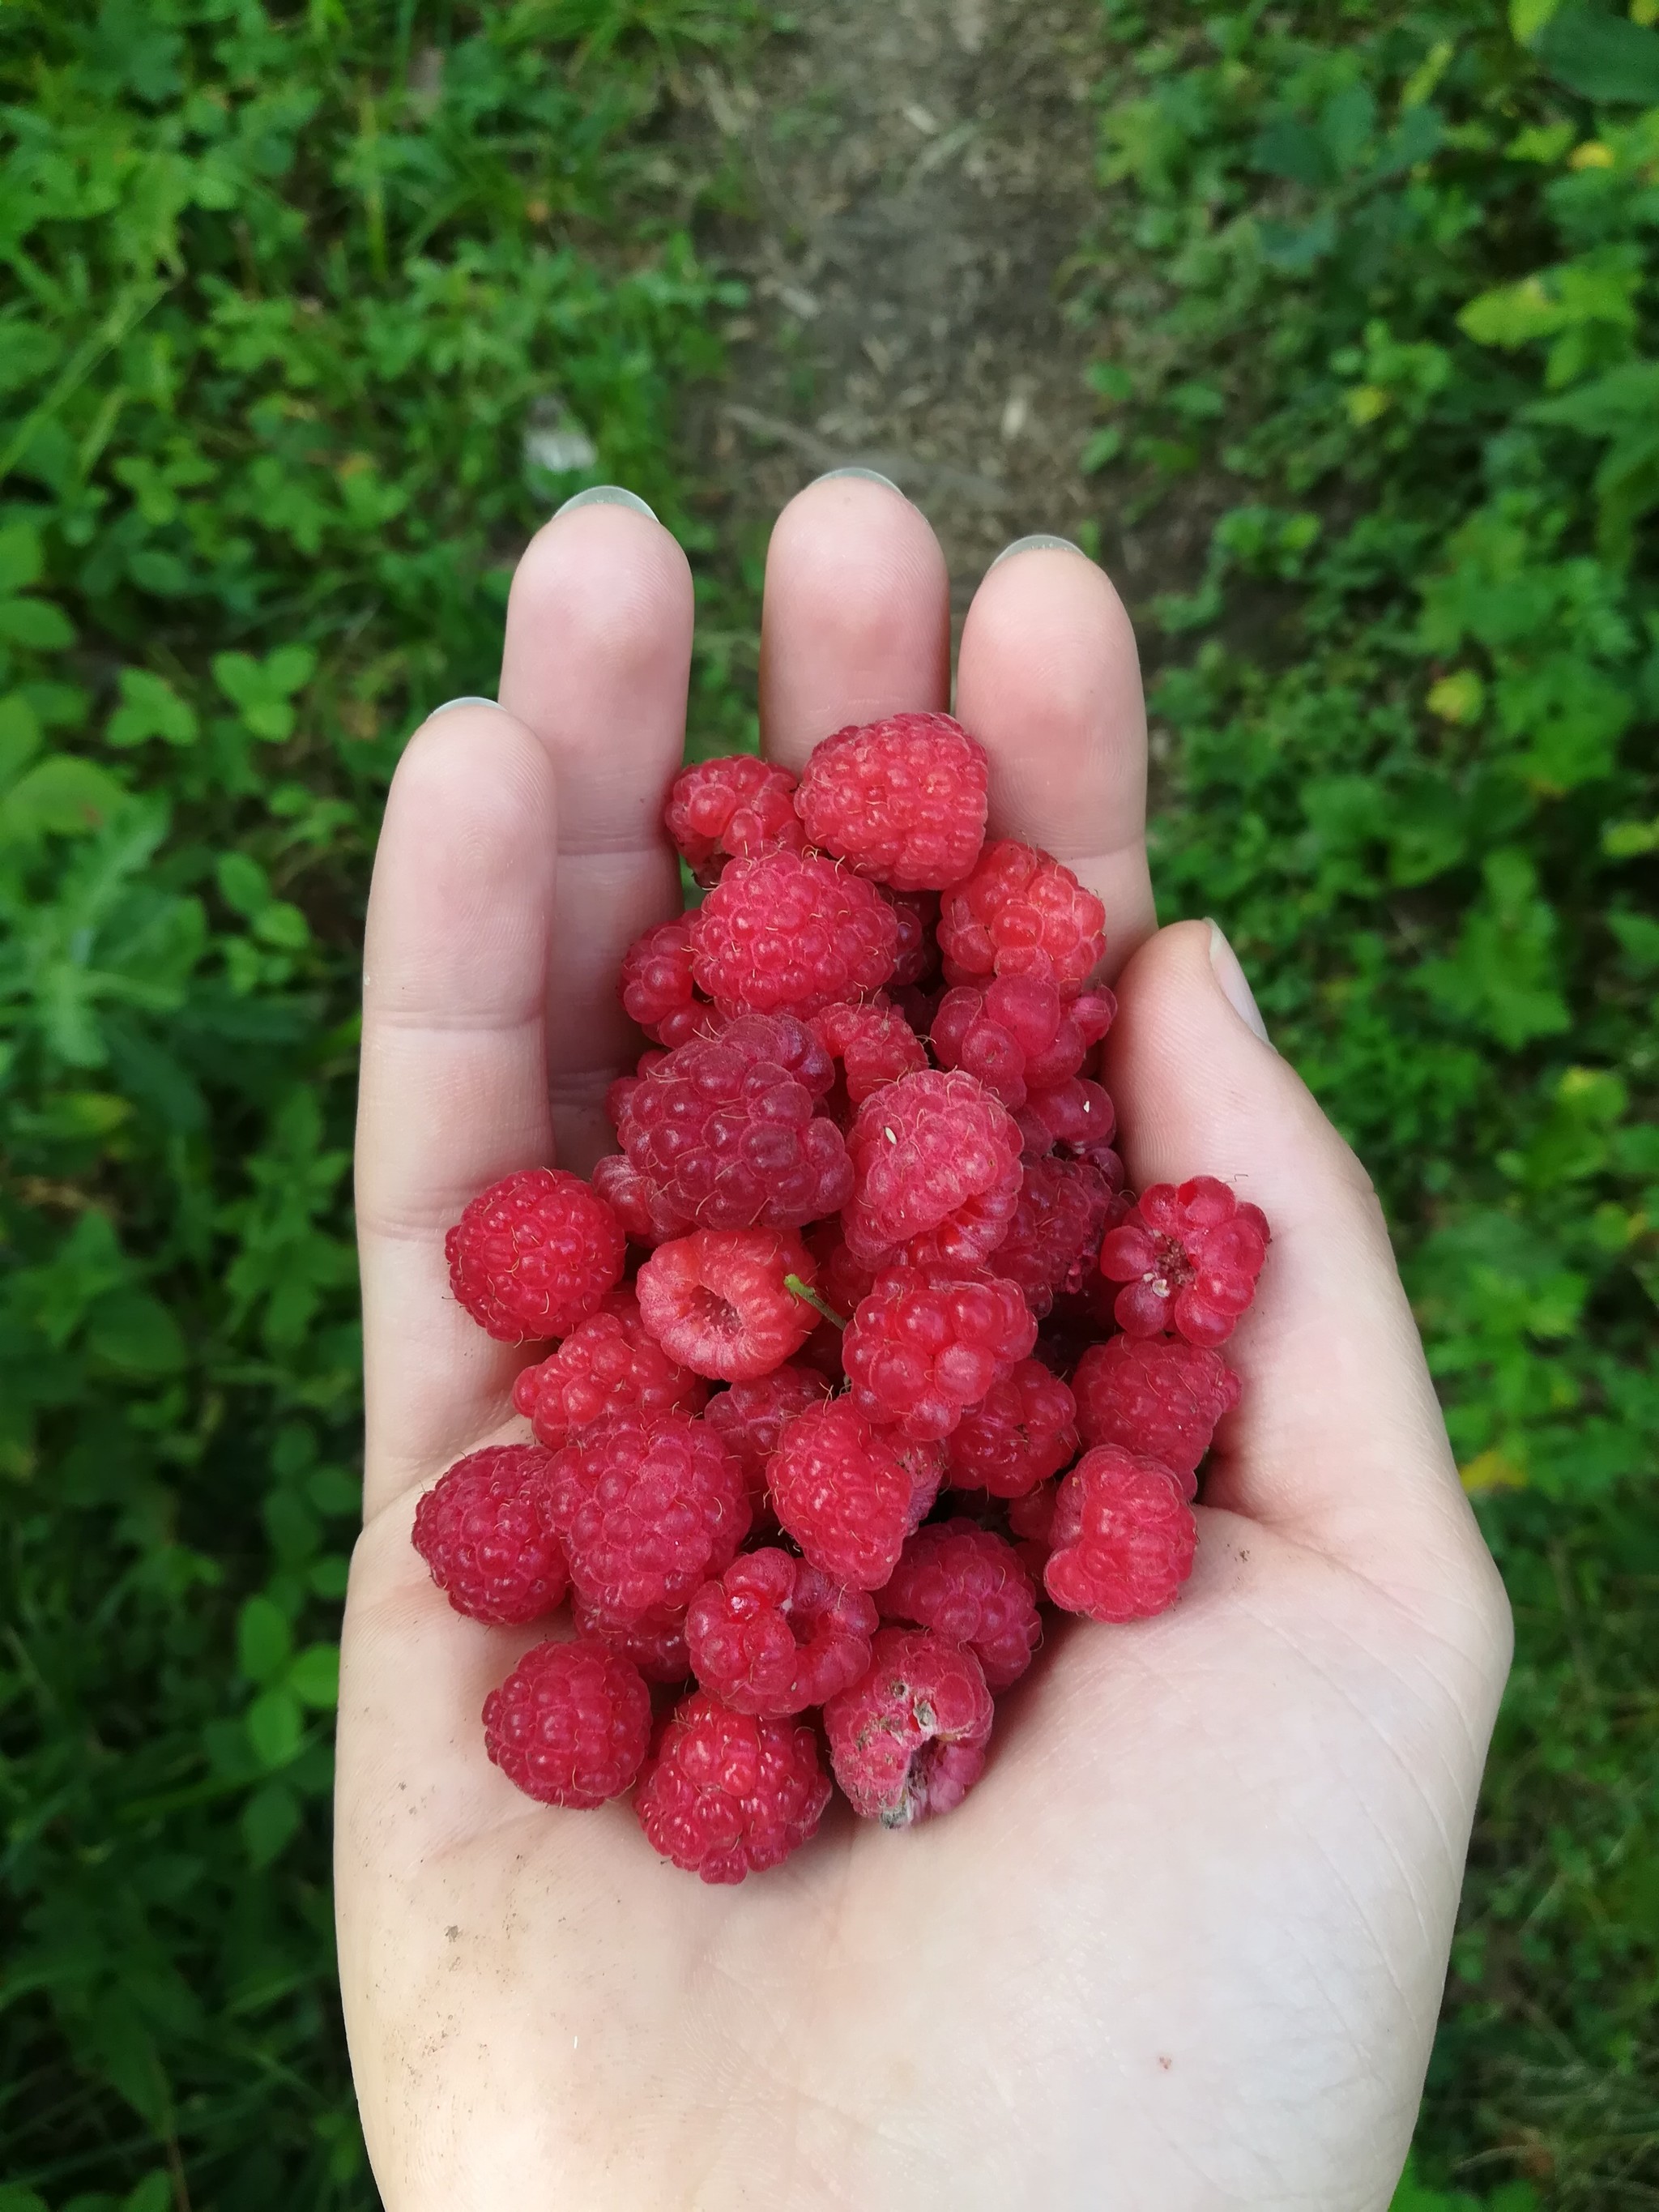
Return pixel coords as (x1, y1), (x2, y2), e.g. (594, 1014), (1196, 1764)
(339, 479), (1512, 2210)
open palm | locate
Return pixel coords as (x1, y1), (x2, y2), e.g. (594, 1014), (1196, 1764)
(339, 480), (1512, 2210)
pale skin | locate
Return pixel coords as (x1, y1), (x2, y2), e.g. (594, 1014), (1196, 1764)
(340, 479), (1515, 2211)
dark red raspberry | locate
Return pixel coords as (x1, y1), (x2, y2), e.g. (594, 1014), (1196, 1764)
(412, 1444), (568, 1625)
(620, 917), (714, 1048)
(842, 1069), (1026, 1272)
(542, 1412), (750, 1625)
(1013, 1077), (1116, 1161)
(878, 1521), (1041, 1689)
(445, 1168), (626, 1343)
(811, 997), (928, 1111)
(882, 888), (941, 988)
(635, 1689), (831, 1882)
(994, 1156), (1115, 1318)
(824, 1627), (994, 1826)
(1043, 1445), (1197, 1621)
(795, 711), (989, 890)
(842, 1266), (1037, 1442)
(807, 1222), (877, 1320)
(689, 850), (899, 1018)
(1098, 1176), (1270, 1346)
(511, 1289), (706, 1447)
(610, 1014), (852, 1237)
(769, 1399), (915, 1590)
(1007, 1477), (1060, 1575)
(635, 1227), (818, 1382)
(686, 1548), (877, 1715)
(702, 1364), (833, 1514)
(665, 754), (806, 886)
(945, 1357), (1078, 1498)
(571, 1592), (692, 1684)
(938, 839), (1107, 1000)
(1073, 1335), (1240, 1487)
(483, 1638), (651, 1808)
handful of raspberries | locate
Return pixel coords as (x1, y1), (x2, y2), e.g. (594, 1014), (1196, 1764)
(413, 712), (1269, 1883)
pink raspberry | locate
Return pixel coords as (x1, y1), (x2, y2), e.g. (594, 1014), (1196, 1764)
(812, 997), (929, 1111)
(938, 839), (1107, 999)
(1013, 1077), (1116, 1162)
(1073, 1335), (1240, 1486)
(794, 711), (989, 890)
(635, 1690), (831, 1882)
(1043, 1445), (1197, 1621)
(482, 1638), (652, 1808)
(842, 1266), (1037, 1442)
(635, 1227), (819, 1382)
(445, 1167), (626, 1343)
(689, 850), (899, 1018)
(823, 1627), (994, 1826)
(702, 1364), (832, 1514)
(511, 1289), (707, 1447)
(542, 1412), (750, 1625)
(945, 1357), (1079, 1498)
(842, 1069), (1026, 1272)
(610, 1014), (852, 1237)
(882, 888), (941, 988)
(1098, 1176), (1270, 1346)
(993, 1156), (1116, 1318)
(620, 917), (714, 1048)
(572, 1592), (692, 1684)
(769, 1399), (915, 1590)
(412, 1444), (568, 1625)
(686, 1548), (877, 1715)
(665, 754), (806, 886)
(877, 1520), (1041, 1689)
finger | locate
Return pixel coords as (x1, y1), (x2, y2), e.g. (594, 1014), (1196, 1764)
(758, 474), (951, 769)
(497, 499), (693, 1169)
(954, 543), (1155, 975)
(356, 706), (557, 1518)
(1103, 920), (1495, 1597)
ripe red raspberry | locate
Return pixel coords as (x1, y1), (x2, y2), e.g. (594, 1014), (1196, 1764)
(1098, 1176), (1270, 1346)
(930, 978), (1114, 1110)
(610, 1014), (851, 1237)
(993, 1156), (1115, 1318)
(1007, 1477), (1060, 1574)
(702, 1364), (832, 1513)
(878, 1520), (1041, 1689)
(572, 1592), (692, 1683)
(842, 1069), (1026, 1272)
(686, 1548), (877, 1715)
(812, 997), (928, 1111)
(1013, 1077), (1116, 1162)
(824, 1627), (994, 1826)
(882, 888), (941, 988)
(945, 1357), (1079, 1498)
(892, 1430), (948, 1530)
(511, 1289), (707, 1447)
(445, 1168), (626, 1343)
(635, 1690), (831, 1882)
(412, 1444), (568, 1625)
(689, 850), (899, 1018)
(769, 1399), (915, 1590)
(635, 1227), (818, 1382)
(542, 1412), (750, 1625)
(1073, 1335), (1240, 1486)
(1043, 1446), (1197, 1621)
(1024, 986), (1115, 1089)
(794, 711), (989, 890)
(938, 839), (1107, 1000)
(665, 754), (806, 886)
(620, 917), (714, 1048)
(842, 1266), (1037, 1442)
(483, 1638), (652, 1808)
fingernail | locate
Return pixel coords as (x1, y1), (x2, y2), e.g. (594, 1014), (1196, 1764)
(552, 485), (657, 520)
(990, 533), (1090, 569)
(808, 466), (906, 497)
(429, 695), (500, 715)
(1206, 920), (1271, 1045)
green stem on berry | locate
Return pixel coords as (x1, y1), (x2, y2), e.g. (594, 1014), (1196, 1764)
(784, 1274), (847, 1330)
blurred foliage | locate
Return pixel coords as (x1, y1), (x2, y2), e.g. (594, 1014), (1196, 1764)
(0, 0), (753, 2201)
(1084, 1), (1657, 2202)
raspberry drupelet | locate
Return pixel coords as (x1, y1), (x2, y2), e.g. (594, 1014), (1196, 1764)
(824, 1627), (995, 1826)
(768, 1399), (916, 1590)
(994, 1155), (1116, 1318)
(794, 711), (990, 890)
(635, 1690), (832, 1883)
(620, 917), (713, 1048)
(412, 1445), (568, 1625)
(483, 1639), (652, 1808)
(665, 754), (806, 886)
(1043, 1445), (1198, 1622)
(945, 1356), (1080, 1497)
(878, 1520), (1042, 1690)
(541, 1411), (750, 1625)
(811, 997), (929, 1112)
(445, 1167), (626, 1343)
(931, 976), (1115, 1109)
(842, 1265), (1037, 1442)
(702, 1364), (833, 1515)
(635, 1227), (820, 1382)
(881, 887), (941, 988)
(1014, 1076), (1117, 1163)
(571, 1593), (692, 1684)
(1098, 1175), (1270, 1346)
(689, 849), (900, 1018)
(1073, 1334), (1241, 1487)
(842, 1067), (1026, 1272)
(685, 1548), (877, 1715)
(938, 839), (1107, 1000)
(510, 1289), (707, 1448)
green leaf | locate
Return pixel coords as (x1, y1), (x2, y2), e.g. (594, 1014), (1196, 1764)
(0, 595), (76, 651)
(86, 1292), (187, 1376)
(245, 1685), (304, 1769)
(1533, 7), (1659, 100)
(1418, 850), (1572, 1048)
(241, 1782), (301, 1869)
(237, 1595), (292, 1685)
(0, 754), (126, 840)
(0, 520), (44, 594)
(107, 668), (198, 749)
(288, 1642), (339, 1709)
